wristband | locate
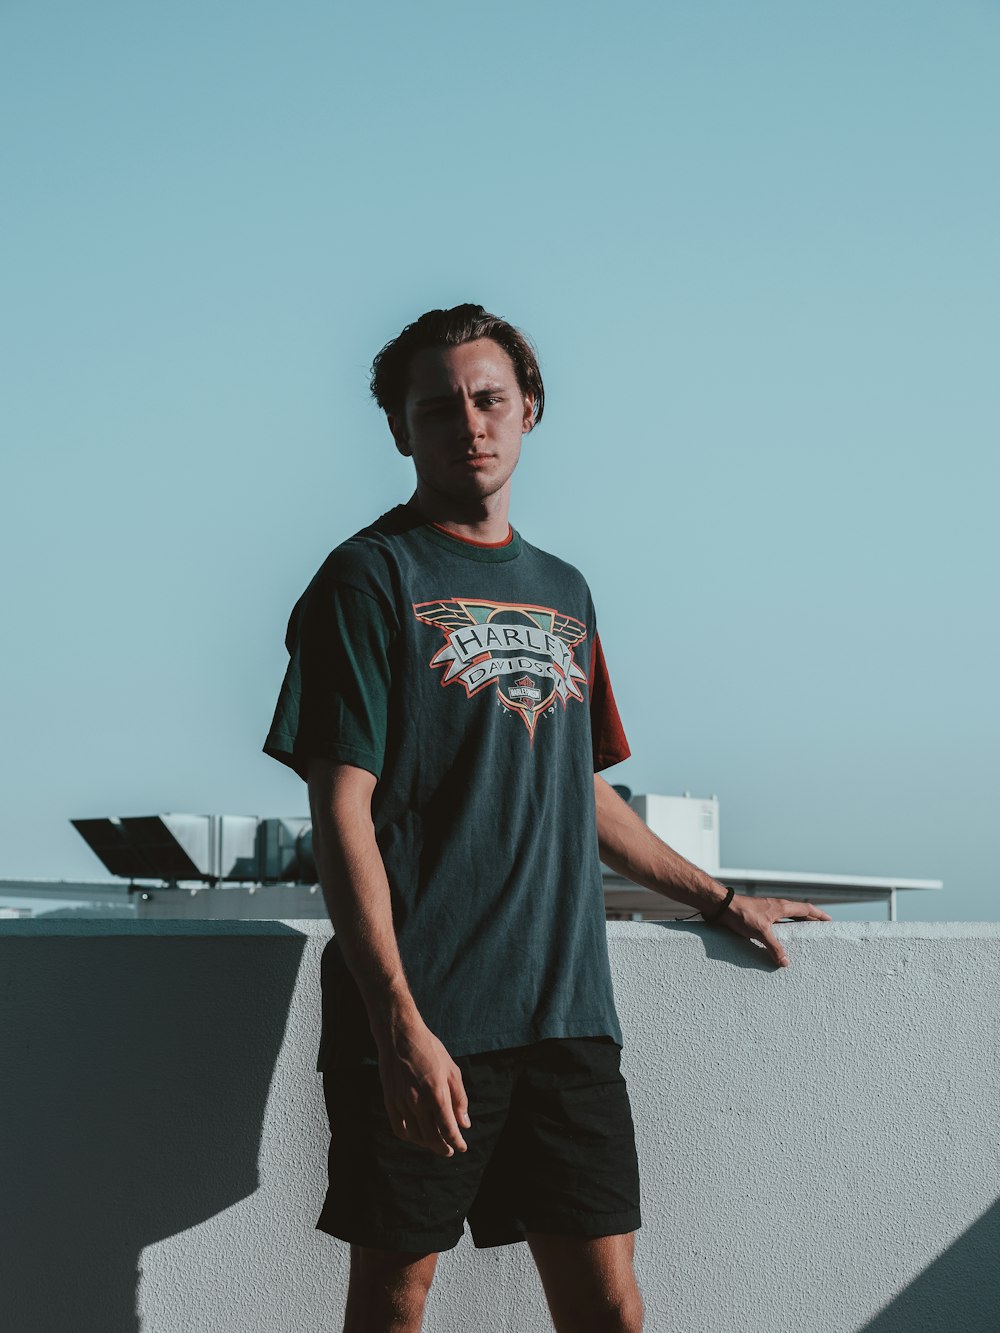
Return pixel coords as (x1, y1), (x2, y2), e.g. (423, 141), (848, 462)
(701, 886), (735, 924)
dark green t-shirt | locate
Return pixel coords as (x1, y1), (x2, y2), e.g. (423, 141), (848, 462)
(264, 506), (630, 1065)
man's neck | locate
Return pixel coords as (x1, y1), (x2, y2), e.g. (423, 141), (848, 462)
(406, 488), (512, 545)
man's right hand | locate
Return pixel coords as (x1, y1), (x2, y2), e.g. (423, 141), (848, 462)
(306, 759), (471, 1158)
(376, 1019), (472, 1158)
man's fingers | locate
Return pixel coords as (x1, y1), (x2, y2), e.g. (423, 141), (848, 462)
(389, 1100), (421, 1145)
(723, 892), (833, 967)
(759, 925), (789, 968)
(385, 1102), (409, 1140)
(394, 1085), (468, 1157)
(781, 898), (833, 922)
(409, 1092), (455, 1156)
(450, 1068), (472, 1131)
(433, 1083), (468, 1155)
(387, 1090), (438, 1153)
(377, 1031), (470, 1155)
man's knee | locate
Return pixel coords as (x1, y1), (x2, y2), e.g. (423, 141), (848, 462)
(345, 1246), (438, 1333)
(565, 1283), (644, 1333)
(611, 1285), (644, 1333)
(527, 1231), (644, 1333)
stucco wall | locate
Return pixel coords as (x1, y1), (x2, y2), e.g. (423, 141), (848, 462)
(2, 918), (998, 1332)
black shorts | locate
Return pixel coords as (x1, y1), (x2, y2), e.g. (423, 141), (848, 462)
(317, 1037), (642, 1253)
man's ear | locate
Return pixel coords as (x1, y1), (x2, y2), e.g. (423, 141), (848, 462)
(521, 394), (536, 435)
(388, 413), (411, 457)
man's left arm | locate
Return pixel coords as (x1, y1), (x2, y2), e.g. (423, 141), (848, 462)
(594, 775), (831, 967)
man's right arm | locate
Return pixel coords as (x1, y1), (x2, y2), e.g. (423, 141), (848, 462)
(307, 757), (471, 1157)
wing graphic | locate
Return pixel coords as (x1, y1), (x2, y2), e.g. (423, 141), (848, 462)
(552, 611), (588, 647)
(412, 600), (477, 632)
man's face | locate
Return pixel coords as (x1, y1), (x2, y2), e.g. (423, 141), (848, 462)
(389, 339), (535, 508)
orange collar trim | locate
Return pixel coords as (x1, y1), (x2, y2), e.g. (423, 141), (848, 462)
(430, 521), (514, 549)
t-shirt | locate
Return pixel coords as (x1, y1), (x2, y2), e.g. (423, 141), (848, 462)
(264, 505), (631, 1066)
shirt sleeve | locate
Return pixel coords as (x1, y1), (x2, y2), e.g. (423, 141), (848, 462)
(262, 577), (391, 782)
(589, 631), (631, 772)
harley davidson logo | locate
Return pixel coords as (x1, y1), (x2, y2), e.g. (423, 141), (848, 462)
(509, 675), (542, 703)
(412, 598), (588, 738)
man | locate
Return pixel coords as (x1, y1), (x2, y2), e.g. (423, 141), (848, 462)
(264, 304), (831, 1333)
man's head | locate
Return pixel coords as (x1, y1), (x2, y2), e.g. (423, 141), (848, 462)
(370, 303), (545, 429)
(371, 305), (544, 512)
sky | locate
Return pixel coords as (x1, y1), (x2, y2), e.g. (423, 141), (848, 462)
(2, 0), (997, 920)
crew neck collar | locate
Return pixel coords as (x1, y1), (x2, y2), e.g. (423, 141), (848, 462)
(430, 520), (513, 548)
(414, 515), (523, 563)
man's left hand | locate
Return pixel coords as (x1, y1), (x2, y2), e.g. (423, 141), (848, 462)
(718, 896), (833, 968)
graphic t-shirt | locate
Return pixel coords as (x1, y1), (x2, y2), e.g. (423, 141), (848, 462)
(264, 505), (630, 1066)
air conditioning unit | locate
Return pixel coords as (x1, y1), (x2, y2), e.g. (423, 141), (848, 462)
(628, 794), (720, 873)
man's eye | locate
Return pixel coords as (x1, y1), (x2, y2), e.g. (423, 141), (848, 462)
(478, 395), (504, 407)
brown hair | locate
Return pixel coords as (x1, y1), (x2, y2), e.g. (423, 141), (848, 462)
(370, 303), (545, 426)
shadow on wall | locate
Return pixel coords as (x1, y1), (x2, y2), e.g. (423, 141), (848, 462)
(0, 921), (306, 1333)
(658, 919), (781, 972)
(859, 1197), (1000, 1333)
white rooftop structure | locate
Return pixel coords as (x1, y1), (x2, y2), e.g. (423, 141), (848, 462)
(603, 792), (941, 921)
(0, 793), (942, 921)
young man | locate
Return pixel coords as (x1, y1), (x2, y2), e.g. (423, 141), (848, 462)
(264, 304), (831, 1333)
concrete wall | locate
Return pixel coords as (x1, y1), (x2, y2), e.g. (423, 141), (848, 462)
(2, 918), (998, 1333)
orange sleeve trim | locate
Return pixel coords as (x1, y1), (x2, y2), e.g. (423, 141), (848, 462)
(589, 633), (630, 770)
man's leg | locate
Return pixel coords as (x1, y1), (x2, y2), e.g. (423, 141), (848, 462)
(343, 1246), (439, 1333)
(526, 1232), (644, 1333)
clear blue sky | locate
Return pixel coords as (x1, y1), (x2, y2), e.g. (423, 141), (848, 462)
(2, 0), (997, 919)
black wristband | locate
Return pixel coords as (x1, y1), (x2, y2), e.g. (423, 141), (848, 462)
(702, 885), (735, 924)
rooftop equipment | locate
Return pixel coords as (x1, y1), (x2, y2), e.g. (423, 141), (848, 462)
(71, 815), (313, 885)
(0, 796), (942, 922)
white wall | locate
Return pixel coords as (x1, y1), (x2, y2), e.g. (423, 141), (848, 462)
(2, 919), (998, 1333)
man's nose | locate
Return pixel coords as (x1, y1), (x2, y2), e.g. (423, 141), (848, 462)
(458, 400), (486, 441)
